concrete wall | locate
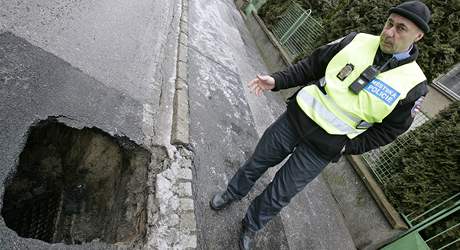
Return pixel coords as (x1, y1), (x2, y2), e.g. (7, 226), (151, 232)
(422, 86), (453, 117)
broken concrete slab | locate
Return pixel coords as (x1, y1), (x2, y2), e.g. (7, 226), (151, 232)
(0, 31), (149, 249)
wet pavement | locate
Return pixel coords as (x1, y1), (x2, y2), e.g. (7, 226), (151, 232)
(187, 1), (355, 249)
(1, 0), (177, 104)
(0, 0), (183, 148)
(187, 1), (289, 249)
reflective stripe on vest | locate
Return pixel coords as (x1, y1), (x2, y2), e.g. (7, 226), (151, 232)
(296, 33), (426, 139)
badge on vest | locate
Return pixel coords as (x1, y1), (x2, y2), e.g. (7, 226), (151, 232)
(337, 63), (354, 81)
(364, 79), (401, 106)
(348, 66), (380, 94)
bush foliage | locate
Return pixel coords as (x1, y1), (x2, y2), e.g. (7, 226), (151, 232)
(382, 101), (460, 247)
(258, 0), (460, 82)
(382, 101), (460, 215)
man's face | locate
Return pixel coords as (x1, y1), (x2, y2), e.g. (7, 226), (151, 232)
(379, 13), (424, 54)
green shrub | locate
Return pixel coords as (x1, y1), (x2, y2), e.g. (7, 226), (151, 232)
(382, 101), (460, 215)
(382, 101), (460, 249)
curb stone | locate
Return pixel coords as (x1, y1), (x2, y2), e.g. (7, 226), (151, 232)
(147, 147), (197, 249)
(151, 0), (197, 248)
(171, 0), (190, 146)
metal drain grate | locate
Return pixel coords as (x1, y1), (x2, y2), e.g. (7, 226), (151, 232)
(3, 191), (61, 242)
(2, 120), (154, 245)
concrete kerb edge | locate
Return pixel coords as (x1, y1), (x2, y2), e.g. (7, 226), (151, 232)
(169, 0), (197, 248)
(179, 32), (188, 49)
(345, 155), (408, 230)
(234, 0), (248, 20)
(171, 0), (190, 146)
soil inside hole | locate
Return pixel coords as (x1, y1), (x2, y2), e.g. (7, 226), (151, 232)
(1, 119), (157, 245)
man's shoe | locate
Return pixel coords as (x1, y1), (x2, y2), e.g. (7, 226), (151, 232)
(210, 191), (234, 210)
(239, 222), (256, 250)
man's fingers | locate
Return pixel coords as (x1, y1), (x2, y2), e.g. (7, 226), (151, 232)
(248, 78), (260, 92)
(250, 82), (258, 93)
(256, 86), (264, 96)
(248, 76), (268, 96)
(248, 78), (257, 87)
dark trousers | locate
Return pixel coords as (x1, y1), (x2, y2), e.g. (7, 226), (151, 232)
(226, 112), (330, 232)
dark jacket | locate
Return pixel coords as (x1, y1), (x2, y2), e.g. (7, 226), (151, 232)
(271, 32), (428, 161)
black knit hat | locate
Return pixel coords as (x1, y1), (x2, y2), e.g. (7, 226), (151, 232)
(389, 1), (431, 33)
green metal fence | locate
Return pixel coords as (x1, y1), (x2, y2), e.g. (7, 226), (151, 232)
(362, 111), (430, 185)
(251, 0), (267, 12)
(243, 0), (267, 15)
(270, 1), (323, 60)
(384, 193), (459, 250)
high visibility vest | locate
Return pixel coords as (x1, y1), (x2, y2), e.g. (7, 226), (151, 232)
(296, 33), (426, 139)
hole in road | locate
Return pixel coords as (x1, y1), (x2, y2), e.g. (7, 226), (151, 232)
(1, 119), (162, 245)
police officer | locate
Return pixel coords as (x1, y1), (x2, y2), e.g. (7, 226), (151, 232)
(210, 1), (431, 249)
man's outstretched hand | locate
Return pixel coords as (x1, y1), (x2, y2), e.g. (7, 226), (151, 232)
(248, 74), (275, 96)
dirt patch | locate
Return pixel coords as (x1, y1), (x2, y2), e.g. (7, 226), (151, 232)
(1, 118), (165, 246)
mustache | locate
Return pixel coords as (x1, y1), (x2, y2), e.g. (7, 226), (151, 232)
(381, 37), (393, 44)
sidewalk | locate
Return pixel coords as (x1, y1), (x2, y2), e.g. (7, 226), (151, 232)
(187, 1), (356, 249)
